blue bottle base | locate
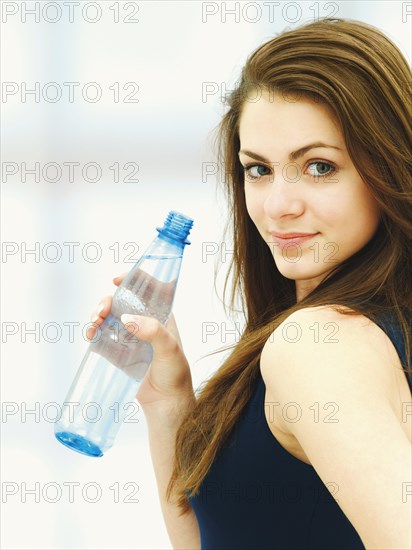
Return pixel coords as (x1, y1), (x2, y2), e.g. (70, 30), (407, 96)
(55, 431), (104, 458)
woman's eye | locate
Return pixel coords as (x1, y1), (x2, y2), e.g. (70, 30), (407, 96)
(244, 164), (271, 180)
(307, 161), (335, 178)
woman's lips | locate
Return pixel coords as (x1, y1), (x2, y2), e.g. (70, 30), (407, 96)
(270, 232), (319, 249)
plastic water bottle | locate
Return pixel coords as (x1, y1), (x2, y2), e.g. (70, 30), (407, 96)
(54, 211), (194, 457)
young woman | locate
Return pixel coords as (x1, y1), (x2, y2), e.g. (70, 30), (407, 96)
(88, 18), (412, 549)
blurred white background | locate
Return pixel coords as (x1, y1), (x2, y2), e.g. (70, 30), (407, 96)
(1, 1), (410, 548)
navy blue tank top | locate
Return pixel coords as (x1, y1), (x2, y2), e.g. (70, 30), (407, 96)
(188, 311), (412, 549)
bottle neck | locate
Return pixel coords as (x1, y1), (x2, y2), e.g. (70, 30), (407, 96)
(156, 229), (190, 248)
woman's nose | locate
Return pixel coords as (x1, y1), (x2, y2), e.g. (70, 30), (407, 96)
(263, 165), (305, 219)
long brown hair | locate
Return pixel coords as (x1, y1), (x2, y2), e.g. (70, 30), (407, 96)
(167, 17), (412, 513)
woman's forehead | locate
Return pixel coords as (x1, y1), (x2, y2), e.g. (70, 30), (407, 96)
(238, 94), (344, 150)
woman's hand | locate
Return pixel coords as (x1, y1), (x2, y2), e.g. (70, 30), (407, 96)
(86, 272), (194, 409)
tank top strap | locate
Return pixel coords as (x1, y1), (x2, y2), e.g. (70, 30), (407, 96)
(372, 308), (412, 390)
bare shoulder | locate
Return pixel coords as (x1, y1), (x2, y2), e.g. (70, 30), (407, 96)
(260, 305), (412, 548)
(262, 303), (399, 361)
(260, 304), (407, 430)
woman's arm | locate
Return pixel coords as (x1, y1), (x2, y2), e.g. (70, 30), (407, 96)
(89, 283), (201, 549)
(261, 306), (412, 549)
(143, 395), (201, 550)
(123, 312), (201, 549)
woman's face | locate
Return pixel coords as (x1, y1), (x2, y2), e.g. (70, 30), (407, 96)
(238, 91), (381, 302)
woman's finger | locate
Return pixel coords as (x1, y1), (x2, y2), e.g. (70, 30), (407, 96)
(113, 272), (128, 286)
(165, 313), (184, 350)
(86, 295), (112, 340)
(121, 314), (182, 362)
(120, 313), (191, 395)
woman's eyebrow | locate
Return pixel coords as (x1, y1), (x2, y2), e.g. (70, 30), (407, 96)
(239, 142), (343, 162)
